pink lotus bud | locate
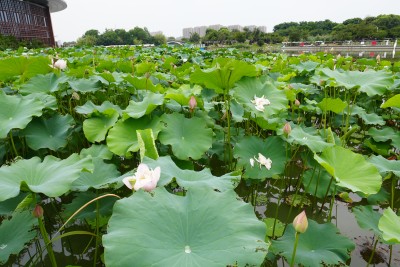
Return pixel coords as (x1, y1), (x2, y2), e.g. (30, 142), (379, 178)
(283, 122), (292, 136)
(189, 96), (197, 112)
(293, 210), (308, 233)
(294, 99), (300, 106)
(33, 205), (44, 218)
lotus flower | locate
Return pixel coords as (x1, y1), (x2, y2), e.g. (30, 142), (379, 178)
(293, 210), (308, 233)
(53, 59), (67, 70)
(123, 163), (160, 192)
(283, 122), (292, 136)
(251, 95), (270, 112)
(254, 153), (272, 170)
(189, 96), (197, 112)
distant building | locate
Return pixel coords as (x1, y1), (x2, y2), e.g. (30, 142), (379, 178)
(228, 25), (243, 31)
(182, 27), (193, 39)
(258, 26), (267, 33)
(193, 26), (207, 37)
(0, 0), (67, 46)
(245, 25), (257, 31)
(209, 24), (223, 31)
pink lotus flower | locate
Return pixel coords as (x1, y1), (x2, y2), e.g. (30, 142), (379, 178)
(293, 210), (308, 233)
(123, 163), (160, 192)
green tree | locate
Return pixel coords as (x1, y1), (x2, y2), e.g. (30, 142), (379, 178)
(153, 34), (167, 45)
(189, 32), (201, 44)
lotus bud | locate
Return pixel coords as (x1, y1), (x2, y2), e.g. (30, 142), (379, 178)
(283, 122), (292, 136)
(293, 210), (308, 233)
(33, 205), (44, 218)
(376, 54), (381, 64)
(294, 99), (300, 106)
(189, 96), (197, 112)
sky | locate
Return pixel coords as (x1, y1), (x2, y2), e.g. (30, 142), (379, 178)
(51, 0), (400, 42)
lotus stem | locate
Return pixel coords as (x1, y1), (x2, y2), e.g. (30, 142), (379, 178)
(38, 216), (57, 267)
(9, 131), (18, 157)
(319, 176), (334, 214)
(290, 231), (300, 267)
(366, 237), (379, 267)
(93, 195), (100, 267)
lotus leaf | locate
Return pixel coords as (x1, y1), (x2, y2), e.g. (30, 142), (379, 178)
(0, 154), (92, 201)
(75, 101), (122, 116)
(190, 58), (258, 93)
(0, 92), (44, 139)
(23, 114), (74, 150)
(68, 77), (103, 93)
(0, 211), (38, 264)
(353, 205), (382, 236)
(271, 220), (355, 267)
(106, 116), (161, 157)
(378, 207), (400, 243)
(83, 110), (119, 143)
(233, 136), (286, 180)
(123, 92), (164, 119)
(103, 187), (268, 267)
(159, 113), (212, 160)
(381, 94), (400, 108)
(288, 126), (333, 153)
(232, 76), (288, 118)
(317, 98), (347, 114)
(141, 155), (239, 191)
(0, 56), (51, 81)
(367, 127), (400, 150)
(19, 73), (67, 94)
(317, 68), (393, 96)
(314, 146), (381, 195)
(369, 155), (400, 177)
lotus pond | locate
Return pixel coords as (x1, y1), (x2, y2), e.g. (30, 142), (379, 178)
(0, 46), (399, 267)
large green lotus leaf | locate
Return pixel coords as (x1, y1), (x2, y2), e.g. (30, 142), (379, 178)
(353, 205), (382, 236)
(106, 116), (161, 157)
(123, 75), (164, 93)
(0, 92), (44, 139)
(68, 77), (103, 93)
(291, 61), (320, 74)
(71, 158), (120, 191)
(350, 105), (385, 126)
(0, 154), (93, 202)
(83, 110), (119, 143)
(123, 92), (164, 119)
(314, 146), (381, 195)
(0, 211), (38, 264)
(19, 73), (68, 94)
(378, 207), (400, 243)
(80, 144), (113, 160)
(317, 98), (347, 114)
(271, 220), (355, 267)
(288, 126), (333, 153)
(164, 84), (202, 106)
(190, 58), (258, 93)
(232, 76), (288, 118)
(381, 94), (400, 108)
(369, 155), (400, 177)
(159, 113), (212, 160)
(75, 101), (122, 116)
(0, 56), (51, 81)
(233, 136), (286, 180)
(23, 114), (74, 151)
(302, 167), (335, 198)
(317, 68), (393, 96)
(103, 188), (268, 267)
(142, 156), (239, 191)
(25, 93), (58, 110)
(367, 127), (400, 150)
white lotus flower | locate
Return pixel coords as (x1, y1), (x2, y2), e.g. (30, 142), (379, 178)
(251, 95), (271, 112)
(249, 158), (255, 167)
(254, 153), (272, 170)
(122, 163), (160, 192)
(52, 59), (67, 70)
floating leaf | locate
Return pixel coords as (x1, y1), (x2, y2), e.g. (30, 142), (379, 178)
(0, 211), (38, 264)
(232, 76), (288, 118)
(142, 156), (239, 191)
(0, 154), (92, 202)
(271, 220), (355, 267)
(233, 136), (286, 180)
(0, 92), (44, 139)
(314, 146), (381, 195)
(378, 207), (400, 243)
(23, 114), (74, 150)
(159, 113), (212, 160)
(103, 188), (268, 267)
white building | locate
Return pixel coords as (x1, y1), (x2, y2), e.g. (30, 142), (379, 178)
(182, 27), (194, 39)
(228, 25), (243, 31)
(209, 24), (223, 31)
(194, 26), (207, 37)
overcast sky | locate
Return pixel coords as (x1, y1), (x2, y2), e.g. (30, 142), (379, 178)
(51, 0), (400, 42)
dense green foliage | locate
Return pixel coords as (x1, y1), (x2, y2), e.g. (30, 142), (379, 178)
(0, 34), (44, 50)
(0, 46), (399, 266)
